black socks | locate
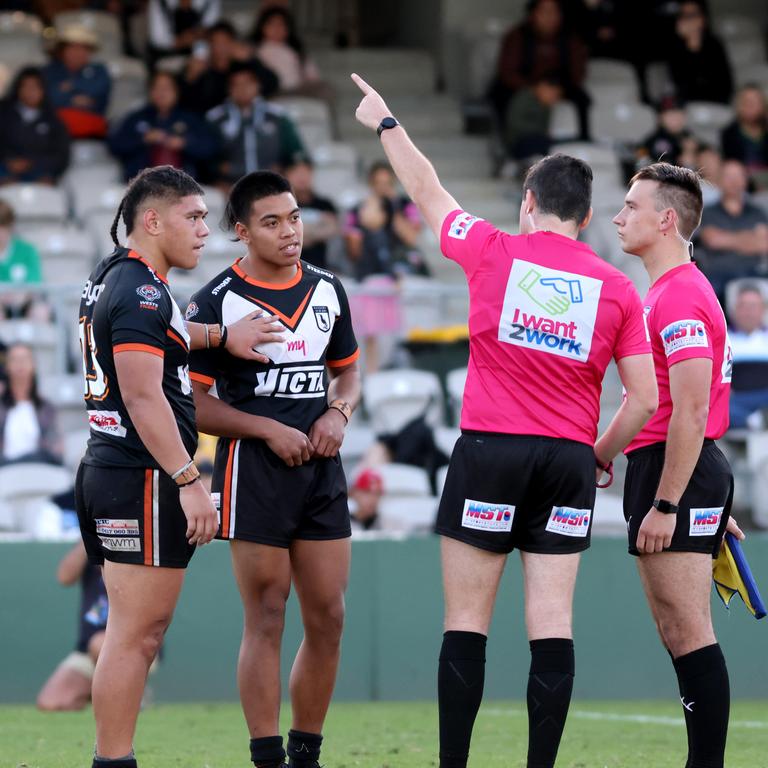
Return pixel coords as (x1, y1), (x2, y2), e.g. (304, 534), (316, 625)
(250, 735), (286, 768)
(92, 755), (137, 768)
(673, 644), (730, 768)
(438, 630), (487, 768)
(526, 638), (575, 768)
(287, 729), (323, 767)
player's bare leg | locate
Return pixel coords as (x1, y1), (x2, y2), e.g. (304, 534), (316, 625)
(231, 540), (292, 738)
(36, 659), (95, 711)
(638, 552), (728, 767)
(521, 552), (580, 768)
(92, 563), (184, 758)
(288, 538), (350, 738)
(438, 537), (506, 768)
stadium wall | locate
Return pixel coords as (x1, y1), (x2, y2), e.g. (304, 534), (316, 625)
(2, 537), (767, 703)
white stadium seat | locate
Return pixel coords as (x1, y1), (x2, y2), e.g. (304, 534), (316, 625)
(591, 102), (656, 144)
(549, 101), (579, 141)
(0, 184), (67, 226)
(0, 11), (44, 65)
(0, 462), (72, 535)
(69, 140), (114, 169)
(377, 495), (439, 533)
(555, 142), (622, 185)
(685, 101), (734, 146)
(364, 369), (444, 433)
(0, 320), (65, 375)
(274, 96), (333, 148)
(446, 366), (467, 425)
(377, 463), (431, 497)
(72, 183), (126, 221)
(55, 10), (122, 52)
(585, 59), (640, 104)
(311, 142), (358, 172)
(22, 226), (97, 286)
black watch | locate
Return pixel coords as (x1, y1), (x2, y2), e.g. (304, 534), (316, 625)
(652, 498), (679, 515)
(377, 116), (400, 137)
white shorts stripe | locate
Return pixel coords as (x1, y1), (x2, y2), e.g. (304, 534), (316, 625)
(152, 469), (160, 566)
(229, 440), (240, 539)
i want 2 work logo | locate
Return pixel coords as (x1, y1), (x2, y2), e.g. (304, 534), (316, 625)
(498, 260), (603, 363)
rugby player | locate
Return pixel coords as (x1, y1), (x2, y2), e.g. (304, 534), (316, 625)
(76, 166), (281, 768)
(351, 74), (658, 768)
(612, 163), (744, 768)
(187, 171), (361, 768)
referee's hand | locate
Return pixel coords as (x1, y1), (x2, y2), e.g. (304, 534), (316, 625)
(637, 508), (676, 554)
(351, 73), (391, 131)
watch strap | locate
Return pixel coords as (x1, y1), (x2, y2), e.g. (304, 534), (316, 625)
(653, 498), (679, 515)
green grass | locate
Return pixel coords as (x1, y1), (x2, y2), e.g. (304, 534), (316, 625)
(3, 700), (768, 768)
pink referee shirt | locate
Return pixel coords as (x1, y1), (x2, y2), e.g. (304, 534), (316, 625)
(441, 209), (650, 445)
(626, 262), (732, 453)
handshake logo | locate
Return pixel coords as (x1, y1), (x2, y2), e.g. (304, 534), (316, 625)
(518, 269), (584, 315)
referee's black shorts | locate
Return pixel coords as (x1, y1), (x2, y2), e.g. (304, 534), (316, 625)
(623, 439), (732, 557)
(435, 431), (596, 555)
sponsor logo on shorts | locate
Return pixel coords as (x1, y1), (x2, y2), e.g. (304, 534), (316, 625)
(95, 518), (140, 536)
(689, 507), (723, 537)
(185, 302), (199, 320)
(99, 535), (141, 551)
(461, 499), (514, 532)
(88, 410), (127, 438)
(448, 212), (482, 240)
(545, 506), (591, 537)
(660, 319), (708, 357)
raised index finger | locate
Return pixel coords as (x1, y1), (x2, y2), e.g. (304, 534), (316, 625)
(351, 72), (374, 95)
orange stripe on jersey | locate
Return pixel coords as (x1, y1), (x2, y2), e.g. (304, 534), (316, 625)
(166, 328), (188, 350)
(128, 250), (169, 284)
(114, 343), (165, 358)
(143, 469), (153, 566)
(221, 440), (236, 538)
(190, 372), (215, 386)
(245, 287), (313, 332)
(327, 348), (360, 368)
(232, 259), (302, 290)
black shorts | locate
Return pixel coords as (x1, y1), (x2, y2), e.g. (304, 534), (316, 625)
(211, 437), (352, 547)
(435, 432), (596, 555)
(75, 462), (195, 568)
(623, 440), (733, 557)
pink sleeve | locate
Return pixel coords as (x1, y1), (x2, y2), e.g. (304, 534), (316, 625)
(614, 283), (652, 360)
(652, 288), (714, 366)
(440, 209), (499, 277)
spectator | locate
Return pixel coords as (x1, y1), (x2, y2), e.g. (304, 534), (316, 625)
(147, 0), (220, 65)
(0, 342), (61, 465)
(0, 67), (70, 185)
(42, 24), (111, 139)
(284, 156), (339, 270)
(666, 0), (732, 105)
(721, 85), (768, 191)
(205, 61), (305, 188)
(488, 0), (590, 155)
(698, 159), (768, 301)
(179, 21), (278, 115)
(727, 282), (768, 429)
(697, 143), (723, 206)
(0, 200), (47, 320)
(637, 96), (698, 169)
(349, 468), (383, 532)
(108, 70), (219, 181)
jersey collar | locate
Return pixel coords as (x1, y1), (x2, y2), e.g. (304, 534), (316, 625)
(232, 258), (302, 290)
(128, 250), (169, 285)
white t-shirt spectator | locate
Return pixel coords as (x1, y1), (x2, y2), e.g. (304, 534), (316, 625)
(3, 401), (41, 460)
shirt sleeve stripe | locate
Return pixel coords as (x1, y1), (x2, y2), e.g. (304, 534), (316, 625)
(326, 348), (360, 368)
(190, 372), (215, 386)
(113, 343), (165, 358)
(167, 328), (188, 350)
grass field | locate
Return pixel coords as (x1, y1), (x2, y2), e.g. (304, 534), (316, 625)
(3, 700), (768, 768)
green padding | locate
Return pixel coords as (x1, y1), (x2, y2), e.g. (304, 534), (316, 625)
(1, 537), (766, 703)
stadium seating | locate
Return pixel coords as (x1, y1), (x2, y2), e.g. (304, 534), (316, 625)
(549, 101), (580, 142)
(585, 59), (641, 105)
(446, 366), (467, 425)
(71, 183), (126, 223)
(685, 102), (735, 147)
(376, 495), (438, 533)
(54, 10), (123, 55)
(376, 463), (431, 497)
(274, 96), (334, 148)
(0, 11), (44, 66)
(0, 185), (67, 226)
(591, 102), (656, 145)
(554, 142), (623, 185)
(363, 369), (444, 433)
(0, 462), (72, 535)
(22, 227), (97, 286)
(0, 320), (66, 377)
(39, 373), (87, 433)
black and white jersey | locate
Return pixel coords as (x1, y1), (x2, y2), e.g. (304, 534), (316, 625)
(188, 259), (359, 434)
(79, 248), (198, 468)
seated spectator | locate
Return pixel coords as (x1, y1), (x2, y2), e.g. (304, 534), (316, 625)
(0, 67), (70, 185)
(349, 468), (383, 532)
(147, 0), (220, 65)
(698, 159), (768, 302)
(109, 70), (219, 181)
(488, 0), (590, 156)
(697, 143), (723, 206)
(42, 24), (111, 139)
(0, 342), (61, 465)
(727, 282), (768, 429)
(179, 21), (278, 115)
(0, 200), (48, 320)
(205, 61), (305, 188)
(637, 96), (697, 169)
(666, 0), (732, 105)
(284, 157), (339, 270)
(721, 85), (768, 191)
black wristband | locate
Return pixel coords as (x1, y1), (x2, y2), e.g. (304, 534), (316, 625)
(178, 476), (200, 489)
(652, 498), (679, 514)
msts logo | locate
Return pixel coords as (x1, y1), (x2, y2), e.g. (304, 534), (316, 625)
(461, 499), (515, 532)
(448, 212), (483, 241)
(545, 506), (591, 537)
(689, 507), (723, 537)
(660, 319), (708, 357)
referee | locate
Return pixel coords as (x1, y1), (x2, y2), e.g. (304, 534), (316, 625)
(352, 75), (658, 768)
(612, 163), (744, 768)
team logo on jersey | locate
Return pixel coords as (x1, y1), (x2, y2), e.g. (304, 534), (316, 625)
(137, 284), (162, 302)
(185, 302), (199, 320)
(448, 212), (482, 240)
(545, 506), (591, 537)
(313, 306), (331, 332)
(660, 319), (708, 357)
(689, 507), (723, 537)
(461, 499), (514, 532)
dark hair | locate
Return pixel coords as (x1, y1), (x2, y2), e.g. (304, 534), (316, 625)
(208, 20), (238, 39)
(0, 199), (16, 228)
(228, 60), (263, 86)
(223, 171), (293, 231)
(148, 69), (179, 94)
(8, 66), (51, 111)
(2, 342), (42, 408)
(737, 281), (766, 299)
(523, 153), (593, 224)
(630, 162), (703, 239)
(110, 166), (204, 247)
(367, 160), (394, 181)
(251, 7), (305, 62)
